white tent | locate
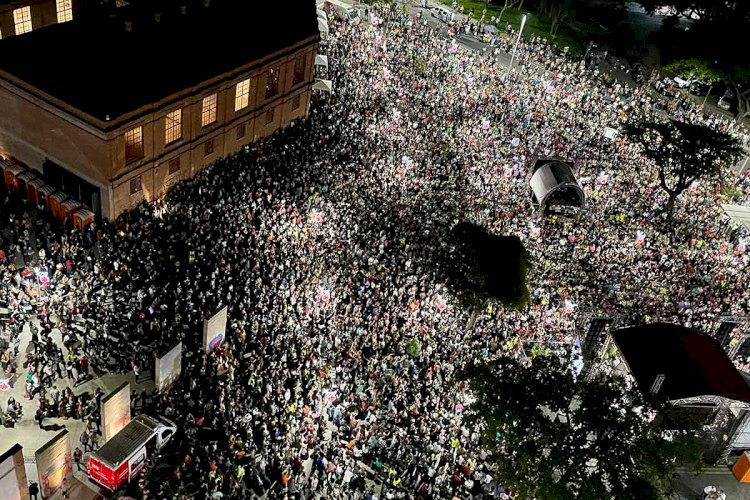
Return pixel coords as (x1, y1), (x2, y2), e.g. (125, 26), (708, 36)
(312, 79), (333, 92)
(722, 204), (750, 232)
(317, 8), (328, 20)
(529, 160), (585, 215)
(315, 54), (329, 70)
(318, 18), (329, 37)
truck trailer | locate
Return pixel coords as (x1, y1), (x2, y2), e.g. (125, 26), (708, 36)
(87, 414), (177, 492)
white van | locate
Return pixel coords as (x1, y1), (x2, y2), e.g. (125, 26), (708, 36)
(325, 0), (359, 23)
(432, 5), (455, 23)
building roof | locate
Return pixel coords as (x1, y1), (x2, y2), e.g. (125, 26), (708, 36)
(0, 0), (319, 123)
(94, 415), (165, 467)
(612, 323), (750, 404)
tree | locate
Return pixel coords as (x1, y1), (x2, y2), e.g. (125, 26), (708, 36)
(439, 222), (531, 312)
(460, 356), (703, 500)
(497, 0), (520, 22)
(624, 119), (743, 213)
(663, 59), (722, 84)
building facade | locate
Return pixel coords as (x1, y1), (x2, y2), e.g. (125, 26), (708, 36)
(0, 0), (76, 38)
(0, 0), (319, 219)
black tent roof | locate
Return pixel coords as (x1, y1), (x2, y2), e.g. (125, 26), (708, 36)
(612, 323), (750, 403)
(0, 0), (319, 122)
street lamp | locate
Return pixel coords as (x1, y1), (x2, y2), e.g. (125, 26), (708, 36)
(506, 14), (527, 82)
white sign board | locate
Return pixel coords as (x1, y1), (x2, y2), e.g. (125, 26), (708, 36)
(155, 342), (182, 393)
(603, 127), (618, 140)
(203, 306), (228, 353)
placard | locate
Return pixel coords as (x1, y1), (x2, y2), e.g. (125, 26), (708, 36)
(35, 431), (71, 499)
(155, 342), (182, 392)
(203, 305), (228, 353)
(102, 382), (131, 443)
(0, 444), (28, 500)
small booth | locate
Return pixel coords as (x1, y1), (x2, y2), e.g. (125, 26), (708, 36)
(529, 159), (585, 217)
(36, 184), (56, 209)
(2, 160), (25, 193)
(61, 199), (83, 223)
(26, 178), (46, 206)
(47, 191), (69, 222)
(73, 209), (96, 231)
(16, 170), (37, 200)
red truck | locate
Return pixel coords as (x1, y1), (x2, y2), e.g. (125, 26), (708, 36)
(87, 414), (177, 491)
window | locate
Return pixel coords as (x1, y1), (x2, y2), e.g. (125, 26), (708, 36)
(234, 79), (250, 112)
(203, 139), (214, 157)
(13, 6), (33, 35)
(129, 176), (142, 195)
(124, 126), (143, 163)
(165, 109), (182, 144)
(56, 0), (73, 23)
(201, 94), (217, 127)
(264, 67), (280, 100)
(235, 123), (246, 140)
(264, 109), (274, 125)
(293, 56), (305, 86)
(168, 157), (180, 175)
(291, 95), (301, 111)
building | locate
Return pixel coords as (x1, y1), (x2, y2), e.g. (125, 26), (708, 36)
(0, 0), (76, 38)
(0, 0), (319, 218)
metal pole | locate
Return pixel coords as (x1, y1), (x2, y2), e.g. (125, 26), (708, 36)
(506, 14), (527, 82)
(702, 83), (713, 108)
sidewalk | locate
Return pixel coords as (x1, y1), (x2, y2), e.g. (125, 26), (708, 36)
(672, 466), (750, 500)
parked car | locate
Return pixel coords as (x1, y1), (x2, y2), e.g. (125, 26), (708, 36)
(673, 76), (692, 88)
(718, 89), (736, 110)
(431, 5), (454, 23)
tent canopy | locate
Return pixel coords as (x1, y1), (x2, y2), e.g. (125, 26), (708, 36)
(312, 79), (333, 92)
(529, 159), (585, 214)
(318, 18), (329, 36)
(315, 54), (329, 69)
(722, 204), (750, 233)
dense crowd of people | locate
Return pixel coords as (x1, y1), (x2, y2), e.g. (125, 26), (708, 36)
(1, 4), (750, 499)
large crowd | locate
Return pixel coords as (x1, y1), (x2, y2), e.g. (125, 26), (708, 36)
(1, 4), (750, 499)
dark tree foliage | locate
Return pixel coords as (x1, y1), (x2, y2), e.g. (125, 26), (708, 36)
(460, 356), (703, 500)
(439, 222), (531, 311)
(624, 119), (743, 213)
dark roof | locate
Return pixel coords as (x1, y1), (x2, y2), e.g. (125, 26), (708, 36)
(0, 443), (23, 464)
(0, 0), (318, 122)
(612, 323), (750, 403)
(94, 415), (163, 467)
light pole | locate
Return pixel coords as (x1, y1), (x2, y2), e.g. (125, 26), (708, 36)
(506, 14), (527, 82)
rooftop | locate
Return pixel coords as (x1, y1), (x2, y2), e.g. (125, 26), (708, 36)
(0, 0), (319, 123)
(612, 323), (750, 403)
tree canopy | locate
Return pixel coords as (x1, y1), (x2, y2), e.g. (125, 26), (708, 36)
(663, 59), (722, 84)
(439, 222), (531, 311)
(624, 119), (743, 212)
(460, 356), (703, 499)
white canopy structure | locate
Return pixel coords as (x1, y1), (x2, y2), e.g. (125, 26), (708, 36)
(318, 18), (329, 38)
(722, 204), (750, 232)
(529, 159), (585, 215)
(315, 54), (329, 70)
(312, 79), (333, 92)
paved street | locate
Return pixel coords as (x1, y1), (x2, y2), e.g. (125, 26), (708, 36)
(0, 318), (154, 498)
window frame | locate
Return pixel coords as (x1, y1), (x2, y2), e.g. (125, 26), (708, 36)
(264, 66), (280, 100)
(291, 94), (301, 111)
(56, 0), (73, 23)
(264, 108), (274, 125)
(234, 79), (250, 112)
(203, 139), (214, 157)
(129, 176), (142, 195)
(124, 126), (144, 164)
(165, 109), (182, 145)
(168, 157), (180, 176)
(201, 94), (218, 128)
(13, 6), (33, 35)
(235, 123), (246, 140)
(293, 56), (305, 86)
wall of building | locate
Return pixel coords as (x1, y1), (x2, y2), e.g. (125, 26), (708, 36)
(0, 0), (73, 38)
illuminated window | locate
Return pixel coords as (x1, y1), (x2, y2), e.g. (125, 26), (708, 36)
(234, 79), (250, 112)
(264, 108), (274, 125)
(235, 123), (246, 140)
(264, 67), (280, 99)
(165, 109), (182, 144)
(56, 0), (73, 23)
(129, 176), (142, 195)
(201, 94), (217, 127)
(13, 7), (33, 35)
(168, 157), (180, 175)
(124, 126), (143, 163)
(203, 139), (214, 157)
(291, 95), (301, 111)
(293, 56), (305, 86)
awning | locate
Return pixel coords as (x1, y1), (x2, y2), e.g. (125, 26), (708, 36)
(722, 204), (750, 232)
(0, 159), (24, 175)
(317, 8), (328, 20)
(17, 171), (37, 183)
(529, 159), (585, 213)
(312, 79), (333, 93)
(318, 18), (329, 36)
(315, 54), (329, 69)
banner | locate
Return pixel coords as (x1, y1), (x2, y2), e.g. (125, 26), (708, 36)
(35, 431), (71, 499)
(155, 342), (182, 393)
(102, 382), (131, 443)
(0, 444), (28, 500)
(203, 305), (228, 353)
